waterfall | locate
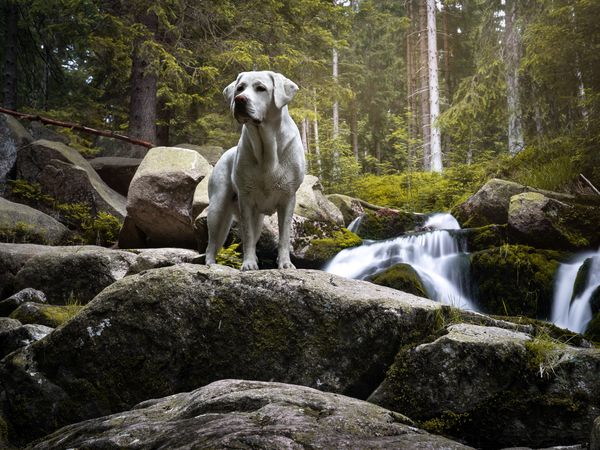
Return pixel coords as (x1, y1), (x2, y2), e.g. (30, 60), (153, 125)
(551, 249), (600, 334)
(329, 213), (476, 311)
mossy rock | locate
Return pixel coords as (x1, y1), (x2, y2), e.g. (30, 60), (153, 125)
(459, 224), (510, 252)
(303, 228), (362, 264)
(584, 312), (600, 343)
(470, 245), (565, 319)
(9, 302), (83, 328)
(353, 209), (425, 240)
(368, 263), (429, 298)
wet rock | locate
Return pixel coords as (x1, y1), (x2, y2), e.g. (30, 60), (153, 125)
(0, 323), (53, 359)
(368, 263), (429, 298)
(352, 209), (426, 240)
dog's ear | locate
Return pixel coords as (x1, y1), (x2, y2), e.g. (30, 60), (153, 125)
(271, 72), (298, 109)
(223, 81), (237, 106)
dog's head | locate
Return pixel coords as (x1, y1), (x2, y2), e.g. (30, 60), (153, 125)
(223, 71), (298, 125)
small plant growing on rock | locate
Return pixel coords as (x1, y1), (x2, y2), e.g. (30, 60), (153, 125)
(216, 242), (243, 269)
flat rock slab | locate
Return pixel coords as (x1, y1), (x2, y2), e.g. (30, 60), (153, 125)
(28, 379), (472, 450)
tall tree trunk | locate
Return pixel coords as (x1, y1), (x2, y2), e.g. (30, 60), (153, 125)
(156, 97), (170, 146)
(428, 0), (442, 172)
(2, 1), (18, 109)
(129, 12), (158, 144)
(301, 116), (308, 154)
(505, 0), (524, 156)
(312, 92), (322, 176)
(418, 0), (431, 170)
(406, 0), (417, 167)
(350, 98), (359, 161)
(332, 47), (339, 140)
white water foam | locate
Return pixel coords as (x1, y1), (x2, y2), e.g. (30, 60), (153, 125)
(551, 249), (600, 333)
(328, 213), (475, 311)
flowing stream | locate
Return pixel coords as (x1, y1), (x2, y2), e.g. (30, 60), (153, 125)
(551, 250), (600, 334)
(325, 213), (476, 311)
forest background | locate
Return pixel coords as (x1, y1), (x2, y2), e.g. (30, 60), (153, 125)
(1, 0), (599, 214)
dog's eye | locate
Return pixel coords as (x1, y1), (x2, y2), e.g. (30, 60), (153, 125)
(236, 84), (245, 92)
(255, 85), (267, 92)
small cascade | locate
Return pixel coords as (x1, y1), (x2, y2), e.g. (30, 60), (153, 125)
(327, 213), (476, 311)
(551, 250), (600, 334)
(347, 215), (362, 233)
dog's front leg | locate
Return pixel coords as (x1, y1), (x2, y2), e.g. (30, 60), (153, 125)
(239, 199), (261, 271)
(277, 195), (296, 269)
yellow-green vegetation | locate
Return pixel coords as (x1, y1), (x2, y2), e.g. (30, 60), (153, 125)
(0, 221), (48, 244)
(525, 333), (566, 379)
(356, 209), (423, 240)
(10, 297), (84, 328)
(421, 411), (471, 436)
(216, 242), (243, 269)
(304, 228), (362, 262)
(336, 163), (490, 213)
(9, 179), (121, 246)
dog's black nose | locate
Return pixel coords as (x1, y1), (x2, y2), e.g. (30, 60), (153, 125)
(234, 95), (247, 104)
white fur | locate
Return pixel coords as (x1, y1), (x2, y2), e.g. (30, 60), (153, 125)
(205, 71), (305, 270)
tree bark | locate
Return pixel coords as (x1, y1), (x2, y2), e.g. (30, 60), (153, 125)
(312, 91), (322, 176)
(418, 0), (431, 170)
(428, 0), (442, 172)
(332, 47), (339, 140)
(129, 11), (159, 143)
(2, 1), (18, 109)
(406, 0), (417, 167)
(505, 0), (524, 156)
(351, 98), (359, 161)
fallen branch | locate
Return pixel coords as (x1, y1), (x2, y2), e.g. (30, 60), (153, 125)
(579, 173), (600, 196)
(0, 106), (154, 149)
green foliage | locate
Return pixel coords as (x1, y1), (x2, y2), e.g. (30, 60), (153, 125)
(0, 221), (48, 245)
(9, 179), (121, 246)
(304, 228), (362, 263)
(216, 242), (243, 270)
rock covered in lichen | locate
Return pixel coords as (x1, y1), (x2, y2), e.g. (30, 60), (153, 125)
(0, 265), (442, 444)
(0, 323), (53, 359)
(368, 323), (600, 448)
(0, 288), (47, 316)
(28, 379), (471, 450)
(9, 302), (82, 328)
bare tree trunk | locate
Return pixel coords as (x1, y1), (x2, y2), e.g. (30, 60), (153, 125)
(301, 116), (308, 154)
(305, 116), (312, 173)
(2, 1), (18, 109)
(156, 97), (170, 146)
(418, 0), (431, 170)
(505, 0), (524, 156)
(428, 0), (442, 172)
(332, 47), (339, 139)
(351, 98), (359, 161)
(129, 12), (158, 143)
(406, 0), (416, 166)
(313, 92), (322, 176)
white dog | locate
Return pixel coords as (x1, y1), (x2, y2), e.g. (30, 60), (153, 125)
(205, 71), (305, 270)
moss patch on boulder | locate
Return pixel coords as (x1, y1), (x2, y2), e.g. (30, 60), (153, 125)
(354, 209), (425, 240)
(9, 302), (83, 328)
(368, 263), (429, 298)
(470, 245), (564, 319)
(460, 224), (509, 252)
(303, 228), (362, 264)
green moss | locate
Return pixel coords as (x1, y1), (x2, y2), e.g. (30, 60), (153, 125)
(525, 334), (566, 378)
(470, 244), (564, 319)
(584, 313), (600, 343)
(463, 224), (509, 252)
(421, 411), (471, 436)
(356, 209), (423, 240)
(304, 228), (362, 262)
(10, 303), (84, 328)
(368, 263), (429, 298)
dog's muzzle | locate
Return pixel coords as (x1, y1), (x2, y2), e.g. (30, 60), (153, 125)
(233, 95), (261, 125)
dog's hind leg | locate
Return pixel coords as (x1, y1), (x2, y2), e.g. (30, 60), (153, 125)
(205, 202), (234, 266)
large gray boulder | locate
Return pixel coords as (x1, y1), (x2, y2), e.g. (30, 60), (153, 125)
(508, 191), (600, 250)
(0, 265), (442, 443)
(0, 197), (69, 244)
(89, 156), (142, 197)
(295, 175), (344, 225)
(12, 246), (137, 304)
(123, 146), (212, 248)
(0, 288), (47, 316)
(15, 139), (126, 219)
(175, 143), (226, 166)
(0, 113), (32, 192)
(29, 379), (470, 450)
(326, 193), (366, 226)
(368, 323), (600, 448)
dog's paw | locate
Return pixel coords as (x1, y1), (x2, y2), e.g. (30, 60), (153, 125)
(241, 260), (259, 271)
(278, 261), (296, 270)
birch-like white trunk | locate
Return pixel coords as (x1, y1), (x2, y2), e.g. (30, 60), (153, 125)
(427, 0), (442, 172)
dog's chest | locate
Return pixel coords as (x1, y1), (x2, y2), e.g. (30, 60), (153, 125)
(235, 163), (301, 214)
